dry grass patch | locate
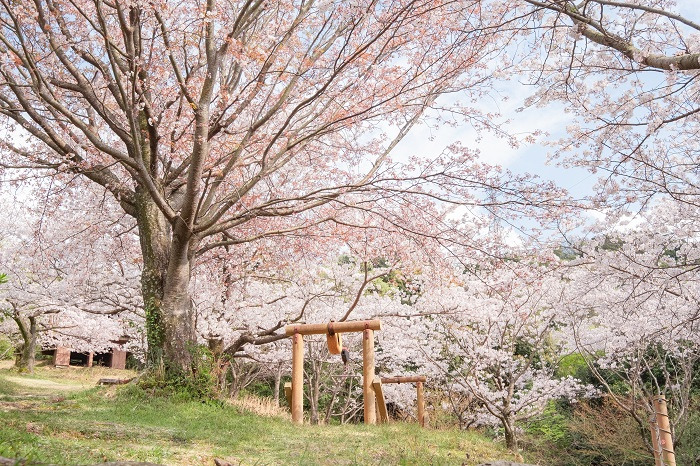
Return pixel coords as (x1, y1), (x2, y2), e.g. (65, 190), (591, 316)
(0, 360), (14, 370)
(0, 400), (45, 412)
(227, 393), (291, 419)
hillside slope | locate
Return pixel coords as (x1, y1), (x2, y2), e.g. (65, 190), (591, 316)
(0, 366), (522, 465)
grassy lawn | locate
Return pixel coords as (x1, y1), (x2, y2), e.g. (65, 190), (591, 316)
(0, 365), (521, 465)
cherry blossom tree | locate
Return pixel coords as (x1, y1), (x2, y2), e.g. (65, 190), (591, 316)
(494, 3), (700, 454)
(0, 0), (571, 373)
(555, 199), (700, 454)
(0, 193), (143, 373)
(380, 260), (595, 450)
(511, 0), (700, 210)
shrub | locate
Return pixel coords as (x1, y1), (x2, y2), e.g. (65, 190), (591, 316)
(523, 397), (654, 466)
(524, 400), (572, 450)
(122, 344), (221, 403)
(0, 337), (14, 360)
(566, 398), (650, 465)
(674, 402), (700, 465)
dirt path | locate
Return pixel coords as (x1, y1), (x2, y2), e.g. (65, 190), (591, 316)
(3, 375), (88, 394)
(1, 362), (136, 399)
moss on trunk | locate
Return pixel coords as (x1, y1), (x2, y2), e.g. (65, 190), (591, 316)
(135, 186), (170, 366)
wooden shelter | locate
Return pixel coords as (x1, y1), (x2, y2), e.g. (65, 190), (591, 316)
(48, 336), (130, 370)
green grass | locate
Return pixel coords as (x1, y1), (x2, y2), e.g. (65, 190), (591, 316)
(0, 367), (521, 465)
(0, 376), (23, 396)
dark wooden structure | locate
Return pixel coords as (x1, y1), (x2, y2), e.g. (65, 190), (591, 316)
(48, 336), (130, 370)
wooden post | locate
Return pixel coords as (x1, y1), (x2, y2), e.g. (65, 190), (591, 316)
(54, 347), (71, 367)
(87, 351), (94, 368)
(417, 381), (425, 427)
(652, 395), (676, 466)
(649, 417), (662, 466)
(373, 378), (389, 423)
(363, 328), (376, 425)
(111, 349), (127, 369)
(291, 332), (304, 424)
(284, 382), (292, 409)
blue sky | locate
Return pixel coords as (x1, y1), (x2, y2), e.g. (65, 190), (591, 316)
(393, 80), (596, 201)
(395, 0), (699, 217)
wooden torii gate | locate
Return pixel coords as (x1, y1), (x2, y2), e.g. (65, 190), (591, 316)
(284, 319), (381, 424)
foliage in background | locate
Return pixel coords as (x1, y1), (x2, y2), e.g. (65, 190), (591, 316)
(0, 336), (13, 360)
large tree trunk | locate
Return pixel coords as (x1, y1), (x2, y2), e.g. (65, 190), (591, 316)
(161, 230), (197, 373)
(134, 187), (171, 365)
(134, 182), (198, 374)
(13, 315), (37, 374)
(133, 83), (201, 373)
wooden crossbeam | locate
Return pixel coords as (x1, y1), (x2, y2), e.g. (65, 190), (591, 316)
(381, 376), (426, 384)
(285, 319), (381, 336)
